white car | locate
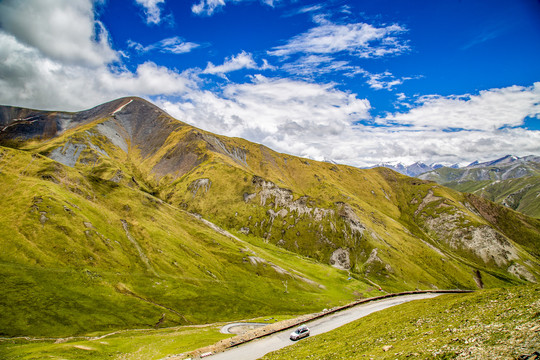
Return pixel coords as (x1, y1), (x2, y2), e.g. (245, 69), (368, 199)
(289, 325), (310, 341)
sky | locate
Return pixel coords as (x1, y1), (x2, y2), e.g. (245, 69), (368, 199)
(0, 0), (539, 167)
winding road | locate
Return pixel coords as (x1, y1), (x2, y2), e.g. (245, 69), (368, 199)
(207, 293), (442, 360)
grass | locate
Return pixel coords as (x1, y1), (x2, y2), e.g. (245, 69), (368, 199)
(0, 324), (233, 360)
(0, 145), (379, 338)
(261, 284), (540, 360)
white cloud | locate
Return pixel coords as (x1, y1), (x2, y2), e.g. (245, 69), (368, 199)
(0, 30), (195, 111)
(134, 0), (165, 25)
(192, 0), (225, 16)
(128, 37), (200, 54)
(297, 4), (324, 14)
(156, 80), (540, 168)
(382, 83), (540, 130)
(157, 75), (371, 161)
(363, 71), (416, 91)
(281, 55), (359, 77)
(202, 51), (257, 75)
(191, 0), (278, 16)
(0, 0), (117, 67)
(268, 22), (409, 58)
(0, 0), (197, 111)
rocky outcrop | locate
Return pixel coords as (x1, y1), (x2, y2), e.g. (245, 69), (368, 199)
(417, 189), (519, 267)
(203, 134), (247, 167)
(330, 248), (350, 270)
(508, 263), (537, 283)
(48, 141), (86, 167)
(501, 184), (534, 210)
(337, 202), (365, 236)
(188, 178), (212, 196)
(364, 248), (393, 276)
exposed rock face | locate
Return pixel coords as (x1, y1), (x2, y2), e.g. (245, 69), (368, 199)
(330, 248), (350, 270)
(501, 184), (534, 210)
(416, 189), (519, 267)
(508, 263), (537, 283)
(364, 248), (393, 275)
(203, 134), (247, 166)
(48, 141), (86, 167)
(0, 98), (136, 143)
(188, 178), (212, 196)
(252, 176), (294, 208)
(448, 226), (518, 266)
(337, 202), (366, 236)
(414, 188), (441, 216)
(242, 175), (368, 266)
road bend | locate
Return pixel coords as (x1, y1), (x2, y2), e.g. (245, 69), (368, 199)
(208, 293), (442, 360)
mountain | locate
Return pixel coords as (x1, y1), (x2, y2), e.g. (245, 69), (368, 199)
(418, 155), (540, 218)
(372, 162), (456, 177)
(419, 155), (540, 182)
(0, 97), (539, 339)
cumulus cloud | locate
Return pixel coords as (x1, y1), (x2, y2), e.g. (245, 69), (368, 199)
(268, 22), (409, 58)
(382, 83), (540, 130)
(0, 0), (117, 67)
(0, 0), (195, 111)
(134, 0), (166, 25)
(156, 80), (540, 168)
(128, 37), (200, 54)
(202, 51), (258, 75)
(157, 75), (371, 160)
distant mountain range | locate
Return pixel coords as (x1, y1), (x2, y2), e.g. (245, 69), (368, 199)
(418, 155), (540, 218)
(369, 162), (459, 177)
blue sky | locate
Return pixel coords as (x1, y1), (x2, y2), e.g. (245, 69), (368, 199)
(0, 0), (539, 166)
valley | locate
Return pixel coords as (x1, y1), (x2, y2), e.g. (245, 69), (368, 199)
(0, 97), (539, 359)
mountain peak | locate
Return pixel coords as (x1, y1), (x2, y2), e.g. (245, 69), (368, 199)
(0, 97), (170, 145)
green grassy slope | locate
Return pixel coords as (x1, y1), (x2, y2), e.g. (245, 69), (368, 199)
(0, 146), (376, 337)
(449, 176), (540, 219)
(153, 133), (540, 292)
(0, 324), (233, 360)
(261, 284), (540, 360)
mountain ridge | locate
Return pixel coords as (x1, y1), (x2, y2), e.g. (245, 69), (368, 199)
(418, 154), (540, 218)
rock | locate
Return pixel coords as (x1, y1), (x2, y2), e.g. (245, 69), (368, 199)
(239, 227), (250, 235)
(243, 192), (256, 202)
(39, 212), (48, 224)
(329, 248), (350, 270)
(188, 178), (212, 196)
(508, 263), (537, 283)
(382, 345), (393, 352)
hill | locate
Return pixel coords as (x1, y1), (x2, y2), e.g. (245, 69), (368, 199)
(260, 284), (540, 360)
(418, 155), (540, 218)
(0, 97), (539, 339)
